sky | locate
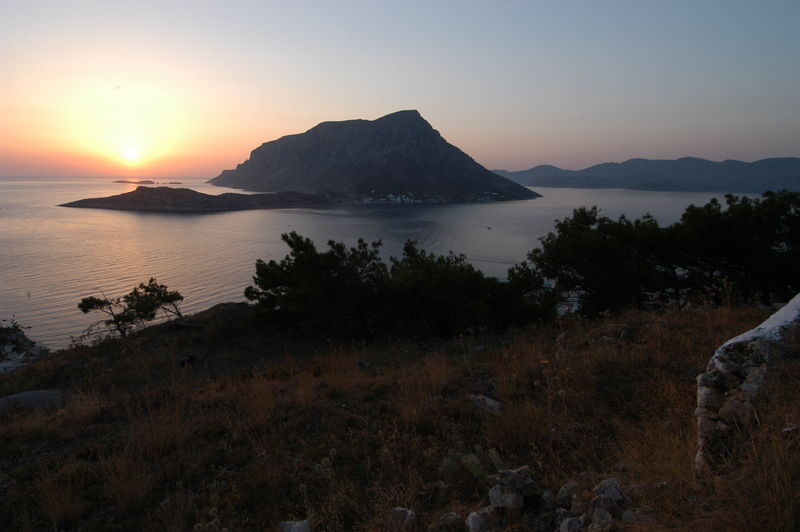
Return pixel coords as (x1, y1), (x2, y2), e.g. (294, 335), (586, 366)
(1, 0), (799, 178)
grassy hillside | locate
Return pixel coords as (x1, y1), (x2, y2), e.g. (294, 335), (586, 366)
(1, 304), (798, 531)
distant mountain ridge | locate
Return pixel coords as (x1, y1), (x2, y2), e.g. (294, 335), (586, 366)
(494, 157), (800, 193)
(210, 110), (539, 203)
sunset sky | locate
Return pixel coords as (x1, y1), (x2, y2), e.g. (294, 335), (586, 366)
(1, 0), (799, 178)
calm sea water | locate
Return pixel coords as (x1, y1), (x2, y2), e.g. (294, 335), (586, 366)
(0, 177), (731, 348)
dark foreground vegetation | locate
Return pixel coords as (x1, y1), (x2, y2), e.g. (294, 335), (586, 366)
(3, 304), (799, 530)
(245, 190), (800, 340)
(0, 191), (798, 530)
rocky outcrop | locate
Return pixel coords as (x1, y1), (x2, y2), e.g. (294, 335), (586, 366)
(0, 390), (67, 414)
(0, 324), (47, 374)
(695, 293), (800, 471)
(210, 110), (540, 203)
(60, 186), (331, 212)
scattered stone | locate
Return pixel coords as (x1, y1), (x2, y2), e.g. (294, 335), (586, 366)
(588, 507), (613, 531)
(569, 500), (588, 517)
(487, 448), (504, 471)
(521, 511), (553, 532)
(589, 494), (622, 518)
(621, 509), (642, 523)
(428, 512), (462, 531)
(612, 462), (642, 473)
(388, 507), (416, 530)
(438, 511), (463, 523)
(465, 506), (497, 532)
(781, 423), (798, 439)
(627, 481), (667, 500)
(278, 520), (311, 532)
(470, 394), (502, 415)
(593, 478), (628, 506)
(552, 508), (570, 526)
(496, 466), (542, 497)
(0, 389), (67, 414)
(556, 481), (579, 508)
(488, 466), (541, 509)
(460, 453), (489, 480)
(539, 489), (557, 512)
(559, 517), (582, 532)
(438, 456), (461, 482)
(489, 484), (523, 509)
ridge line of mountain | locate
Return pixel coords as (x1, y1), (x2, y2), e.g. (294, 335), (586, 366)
(493, 157), (800, 192)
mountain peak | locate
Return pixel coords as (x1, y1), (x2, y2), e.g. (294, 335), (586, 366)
(375, 109), (423, 121)
(210, 111), (539, 203)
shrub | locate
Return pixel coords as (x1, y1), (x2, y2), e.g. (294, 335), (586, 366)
(245, 234), (555, 340)
(78, 278), (183, 338)
(528, 190), (800, 315)
(244, 232), (389, 339)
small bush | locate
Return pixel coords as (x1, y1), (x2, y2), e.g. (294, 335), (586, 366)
(77, 278), (183, 338)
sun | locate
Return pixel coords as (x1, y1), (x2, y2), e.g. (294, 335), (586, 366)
(121, 146), (140, 162)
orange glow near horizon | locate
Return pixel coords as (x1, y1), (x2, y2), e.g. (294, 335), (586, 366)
(0, 45), (285, 178)
(59, 80), (186, 170)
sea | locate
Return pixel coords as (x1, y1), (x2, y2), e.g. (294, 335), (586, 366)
(0, 177), (735, 349)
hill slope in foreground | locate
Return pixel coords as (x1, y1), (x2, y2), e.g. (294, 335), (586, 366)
(2, 303), (798, 530)
(60, 186), (330, 212)
(210, 110), (539, 203)
(495, 157), (800, 193)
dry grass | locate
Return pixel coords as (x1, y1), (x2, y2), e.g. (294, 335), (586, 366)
(2, 304), (796, 531)
(490, 338), (545, 401)
(36, 462), (90, 529)
(126, 394), (199, 456)
(99, 448), (154, 510)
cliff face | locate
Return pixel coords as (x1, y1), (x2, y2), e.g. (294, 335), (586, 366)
(210, 110), (539, 202)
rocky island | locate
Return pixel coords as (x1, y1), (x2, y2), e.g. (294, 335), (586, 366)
(210, 110), (540, 203)
(59, 186), (330, 212)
